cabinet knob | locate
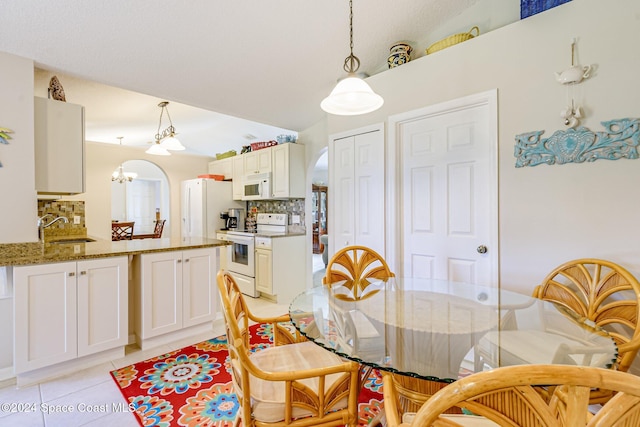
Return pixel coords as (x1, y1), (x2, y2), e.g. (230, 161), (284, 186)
(477, 245), (488, 254)
(68, 272), (75, 277)
(177, 259), (182, 263)
(80, 271), (87, 275)
(184, 259), (190, 263)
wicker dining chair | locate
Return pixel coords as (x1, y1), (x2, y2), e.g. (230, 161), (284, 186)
(476, 259), (640, 405)
(322, 246), (394, 375)
(391, 364), (640, 427)
(475, 258), (640, 404)
(216, 270), (360, 427)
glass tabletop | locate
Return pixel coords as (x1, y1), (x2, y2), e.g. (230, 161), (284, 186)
(289, 277), (618, 383)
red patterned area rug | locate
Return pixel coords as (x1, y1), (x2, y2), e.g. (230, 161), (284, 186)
(111, 322), (384, 427)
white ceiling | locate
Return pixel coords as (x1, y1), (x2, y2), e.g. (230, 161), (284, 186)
(0, 0), (481, 157)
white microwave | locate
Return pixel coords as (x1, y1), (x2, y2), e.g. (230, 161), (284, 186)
(243, 172), (271, 200)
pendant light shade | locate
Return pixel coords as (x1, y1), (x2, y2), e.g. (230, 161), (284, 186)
(160, 135), (185, 151)
(320, 74), (384, 115)
(146, 142), (171, 156)
(321, 0), (383, 116)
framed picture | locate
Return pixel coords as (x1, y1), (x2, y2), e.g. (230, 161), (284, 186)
(520, 0), (572, 19)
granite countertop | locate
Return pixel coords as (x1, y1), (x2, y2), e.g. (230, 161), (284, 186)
(0, 237), (230, 266)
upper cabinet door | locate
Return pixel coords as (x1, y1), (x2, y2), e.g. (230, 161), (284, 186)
(34, 97), (85, 195)
(272, 143), (305, 199)
(244, 148), (272, 175)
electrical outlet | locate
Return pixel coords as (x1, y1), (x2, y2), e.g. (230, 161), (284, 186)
(73, 216), (81, 225)
(292, 215), (301, 224)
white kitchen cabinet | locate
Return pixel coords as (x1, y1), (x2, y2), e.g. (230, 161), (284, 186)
(329, 125), (385, 256)
(232, 154), (245, 200)
(34, 96), (85, 195)
(208, 157), (233, 180)
(271, 143), (305, 198)
(254, 235), (305, 304)
(14, 257), (127, 373)
(244, 148), (272, 175)
(135, 248), (217, 344)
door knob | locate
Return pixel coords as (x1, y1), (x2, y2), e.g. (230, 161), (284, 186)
(477, 245), (488, 254)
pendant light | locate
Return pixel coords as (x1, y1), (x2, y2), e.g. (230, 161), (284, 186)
(321, 0), (383, 115)
(146, 101), (185, 155)
(112, 137), (138, 183)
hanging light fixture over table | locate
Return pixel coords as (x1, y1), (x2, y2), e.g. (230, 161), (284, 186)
(320, 0), (384, 115)
(112, 137), (138, 183)
(146, 101), (185, 155)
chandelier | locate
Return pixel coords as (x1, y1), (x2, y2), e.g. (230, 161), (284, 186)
(320, 0), (383, 115)
(146, 101), (185, 155)
(112, 137), (137, 183)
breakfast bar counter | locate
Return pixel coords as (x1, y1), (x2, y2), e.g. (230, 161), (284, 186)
(0, 237), (229, 266)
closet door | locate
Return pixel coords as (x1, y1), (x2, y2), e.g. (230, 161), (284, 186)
(329, 125), (385, 257)
(353, 131), (385, 254)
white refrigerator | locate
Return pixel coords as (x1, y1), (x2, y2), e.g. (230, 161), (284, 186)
(181, 178), (244, 239)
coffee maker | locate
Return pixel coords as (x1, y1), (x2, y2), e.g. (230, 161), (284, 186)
(226, 208), (245, 231)
(219, 212), (230, 230)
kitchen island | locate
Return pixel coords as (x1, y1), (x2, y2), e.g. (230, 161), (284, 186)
(0, 237), (229, 386)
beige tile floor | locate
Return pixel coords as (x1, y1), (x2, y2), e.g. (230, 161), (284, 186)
(0, 297), (289, 427)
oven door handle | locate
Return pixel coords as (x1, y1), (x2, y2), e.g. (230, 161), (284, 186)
(229, 235), (255, 244)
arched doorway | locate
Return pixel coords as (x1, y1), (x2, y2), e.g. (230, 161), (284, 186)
(311, 150), (328, 285)
(111, 160), (170, 235)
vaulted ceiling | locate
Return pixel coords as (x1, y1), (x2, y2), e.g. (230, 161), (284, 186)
(1, 0), (484, 156)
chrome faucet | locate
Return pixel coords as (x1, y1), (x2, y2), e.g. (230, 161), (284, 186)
(37, 214), (69, 241)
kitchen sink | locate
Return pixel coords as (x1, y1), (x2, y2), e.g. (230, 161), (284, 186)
(49, 238), (96, 244)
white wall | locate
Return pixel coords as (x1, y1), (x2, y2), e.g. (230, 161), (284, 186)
(0, 52), (38, 243)
(304, 0), (640, 293)
(63, 142), (211, 240)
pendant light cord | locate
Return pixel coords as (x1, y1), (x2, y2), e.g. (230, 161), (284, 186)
(343, 0), (360, 74)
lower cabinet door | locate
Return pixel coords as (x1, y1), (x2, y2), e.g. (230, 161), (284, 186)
(255, 248), (273, 294)
(77, 257), (128, 357)
(140, 251), (183, 338)
(182, 248), (217, 328)
(14, 262), (78, 373)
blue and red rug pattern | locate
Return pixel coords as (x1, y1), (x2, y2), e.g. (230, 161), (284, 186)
(111, 322), (383, 427)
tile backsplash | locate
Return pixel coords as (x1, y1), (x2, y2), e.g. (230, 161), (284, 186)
(37, 200), (87, 239)
(248, 199), (305, 232)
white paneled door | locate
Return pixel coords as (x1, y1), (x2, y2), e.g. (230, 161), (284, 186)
(330, 126), (385, 257)
(393, 91), (498, 285)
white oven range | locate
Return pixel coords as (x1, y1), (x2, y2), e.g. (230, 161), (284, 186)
(225, 213), (287, 297)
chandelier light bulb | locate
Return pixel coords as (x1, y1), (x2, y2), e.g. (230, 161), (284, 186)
(112, 137), (138, 183)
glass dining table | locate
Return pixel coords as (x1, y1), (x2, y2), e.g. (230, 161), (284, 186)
(288, 277), (618, 383)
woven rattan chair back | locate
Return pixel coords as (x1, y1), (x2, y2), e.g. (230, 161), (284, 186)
(406, 364), (640, 427)
(322, 245), (395, 301)
(534, 259), (640, 373)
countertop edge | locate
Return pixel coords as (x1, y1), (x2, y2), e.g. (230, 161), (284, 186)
(0, 238), (230, 266)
